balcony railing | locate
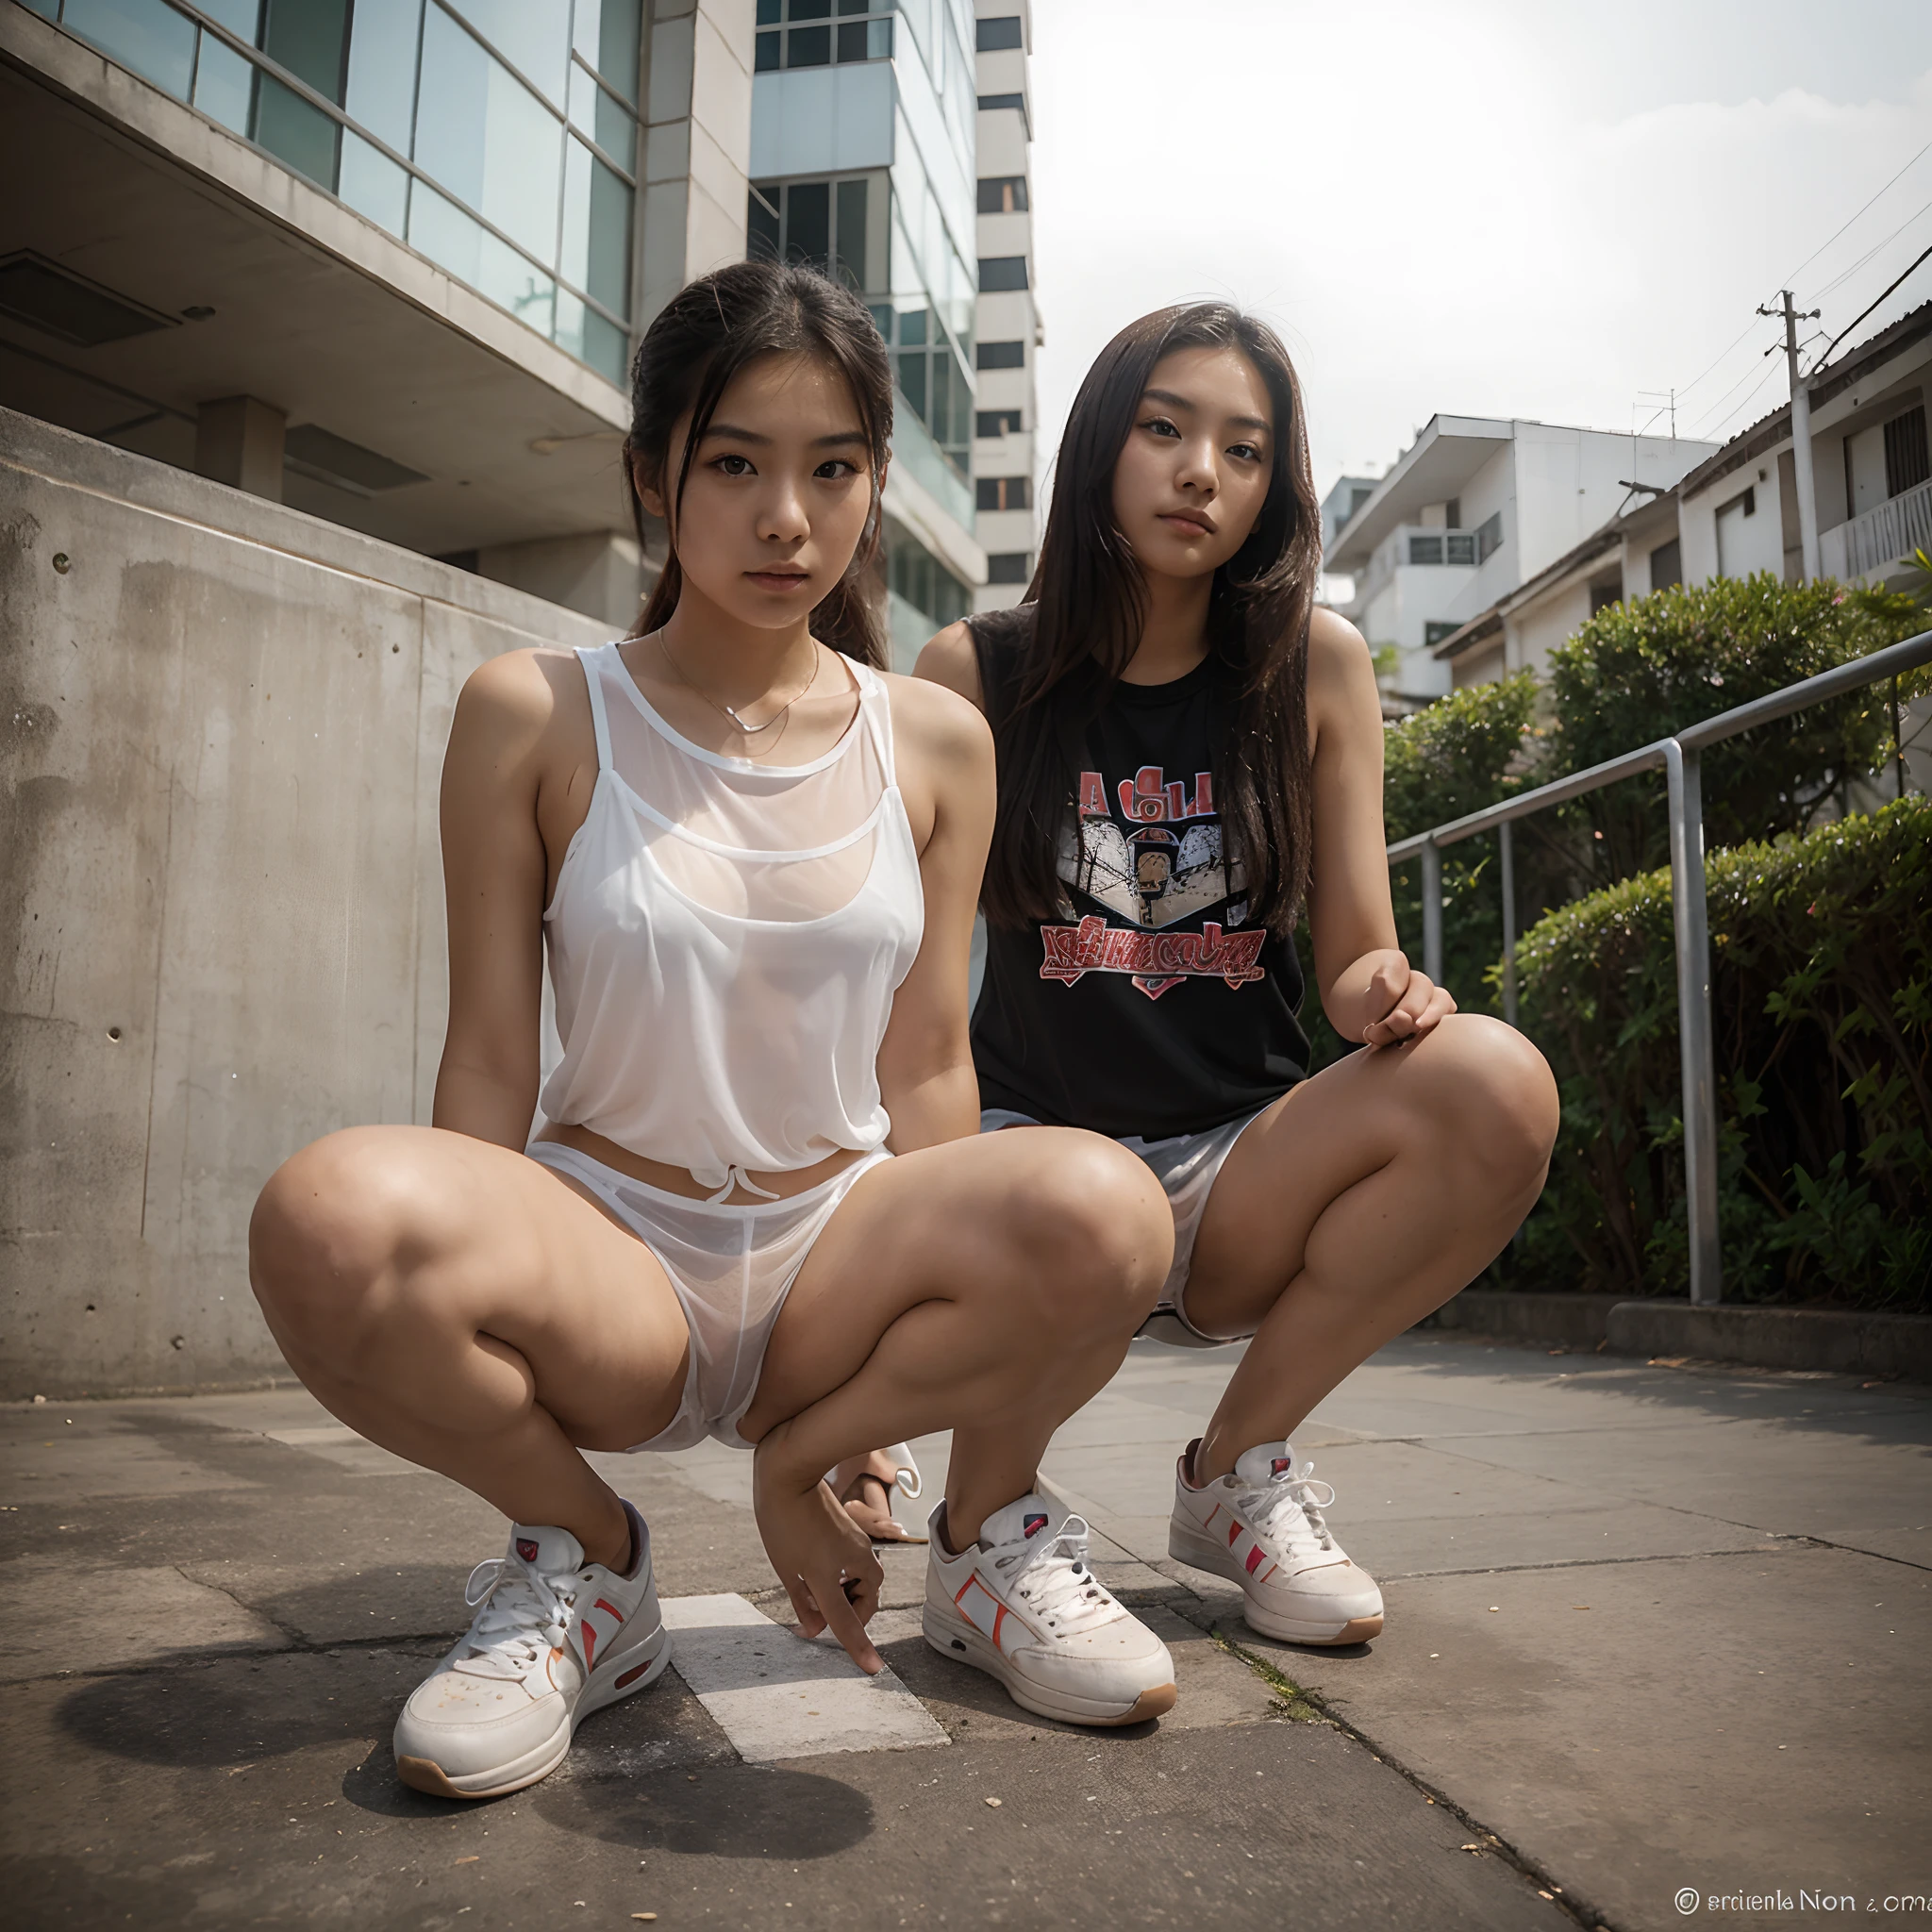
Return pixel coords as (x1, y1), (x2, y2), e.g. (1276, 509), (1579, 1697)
(1821, 476), (1932, 580)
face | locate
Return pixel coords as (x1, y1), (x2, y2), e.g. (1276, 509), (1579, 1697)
(636, 351), (877, 629)
(1109, 344), (1275, 581)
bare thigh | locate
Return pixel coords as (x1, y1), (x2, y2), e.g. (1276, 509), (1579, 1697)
(1182, 1016), (1557, 1335)
(739, 1126), (1173, 1441)
(252, 1124), (694, 1452)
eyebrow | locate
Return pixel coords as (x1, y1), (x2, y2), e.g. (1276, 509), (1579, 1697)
(701, 421), (870, 448)
(1141, 388), (1272, 436)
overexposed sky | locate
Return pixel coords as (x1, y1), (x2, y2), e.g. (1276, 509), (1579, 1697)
(1026, 0), (1932, 508)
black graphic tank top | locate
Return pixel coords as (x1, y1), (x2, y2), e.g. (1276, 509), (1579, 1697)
(969, 608), (1309, 1138)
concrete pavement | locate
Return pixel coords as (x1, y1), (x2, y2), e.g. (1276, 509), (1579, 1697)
(3, 1332), (1926, 1931)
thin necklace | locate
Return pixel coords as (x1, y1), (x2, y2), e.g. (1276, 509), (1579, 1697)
(656, 631), (819, 738)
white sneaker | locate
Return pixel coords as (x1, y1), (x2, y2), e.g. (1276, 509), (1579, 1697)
(1169, 1440), (1384, 1645)
(924, 1492), (1177, 1726)
(393, 1501), (669, 1798)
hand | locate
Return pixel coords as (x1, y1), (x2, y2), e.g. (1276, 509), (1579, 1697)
(829, 1450), (924, 1544)
(753, 1430), (886, 1674)
(1360, 954), (1457, 1049)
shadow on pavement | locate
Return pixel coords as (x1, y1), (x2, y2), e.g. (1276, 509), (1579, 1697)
(534, 1761), (874, 1858)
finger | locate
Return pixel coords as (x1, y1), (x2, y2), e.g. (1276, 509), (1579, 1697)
(815, 1568), (884, 1674)
(786, 1573), (827, 1640)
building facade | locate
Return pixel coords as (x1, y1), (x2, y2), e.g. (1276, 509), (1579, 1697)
(1433, 305), (1932, 691)
(1, 0), (757, 629)
(746, 0), (985, 669)
(969, 0), (1036, 612)
(1320, 416), (1715, 708)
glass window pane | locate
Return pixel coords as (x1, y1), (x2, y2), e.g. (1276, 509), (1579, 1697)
(785, 180), (828, 270)
(560, 137), (633, 317)
(569, 59), (635, 173)
(192, 31), (256, 133)
(836, 0), (867, 13)
(789, 0), (830, 16)
(786, 25), (829, 66)
(867, 16), (891, 57)
(338, 128), (408, 233)
(754, 31), (779, 71)
(409, 179), (483, 282)
(416, 6), (562, 261)
(835, 21), (863, 60)
(756, 0), (779, 20)
(254, 73), (341, 187)
(199, 0), (260, 38)
(478, 225), (556, 335)
(835, 177), (867, 291)
(898, 350), (925, 424)
(61, 0), (196, 98)
(898, 307), (925, 346)
(747, 187), (779, 263)
(555, 290), (626, 382)
(572, 0), (640, 105)
(444, 0), (569, 103)
(344, 0), (421, 151)
(261, 0), (348, 101)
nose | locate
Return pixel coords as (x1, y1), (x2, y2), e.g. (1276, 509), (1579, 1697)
(758, 475), (810, 545)
(1174, 434), (1219, 499)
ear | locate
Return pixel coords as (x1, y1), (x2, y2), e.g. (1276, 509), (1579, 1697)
(631, 450), (668, 523)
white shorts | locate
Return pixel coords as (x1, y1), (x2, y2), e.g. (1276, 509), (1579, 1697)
(526, 1141), (889, 1451)
(980, 1103), (1275, 1348)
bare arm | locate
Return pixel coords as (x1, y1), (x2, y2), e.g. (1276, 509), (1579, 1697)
(874, 672), (996, 1151)
(1304, 608), (1455, 1047)
(912, 620), (984, 712)
(432, 650), (570, 1146)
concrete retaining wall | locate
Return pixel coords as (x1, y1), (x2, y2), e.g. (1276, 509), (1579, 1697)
(1, 408), (608, 1398)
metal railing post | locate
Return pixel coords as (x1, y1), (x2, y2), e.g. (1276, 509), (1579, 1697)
(1665, 741), (1722, 1306)
(1420, 840), (1443, 987)
(1499, 819), (1518, 1027)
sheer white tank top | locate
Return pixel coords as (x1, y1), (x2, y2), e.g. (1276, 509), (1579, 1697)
(539, 641), (924, 1195)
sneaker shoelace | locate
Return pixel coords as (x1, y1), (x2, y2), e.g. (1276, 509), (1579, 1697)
(1240, 1457), (1341, 1558)
(450, 1551), (582, 1681)
(994, 1514), (1119, 1634)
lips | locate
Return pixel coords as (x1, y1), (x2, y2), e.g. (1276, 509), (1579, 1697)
(1158, 511), (1215, 537)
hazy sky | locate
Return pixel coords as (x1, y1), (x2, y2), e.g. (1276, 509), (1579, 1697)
(1026, 0), (1932, 509)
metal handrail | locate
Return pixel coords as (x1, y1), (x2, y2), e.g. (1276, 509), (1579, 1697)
(1386, 625), (1932, 1307)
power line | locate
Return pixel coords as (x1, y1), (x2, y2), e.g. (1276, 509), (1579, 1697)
(1812, 194), (1932, 303)
(1776, 136), (1932, 293)
(1811, 243), (1932, 370)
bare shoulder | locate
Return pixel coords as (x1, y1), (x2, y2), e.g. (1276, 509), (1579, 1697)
(880, 665), (994, 776)
(453, 646), (587, 758)
(1305, 606), (1379, 748)
(912, 620), (984, 708)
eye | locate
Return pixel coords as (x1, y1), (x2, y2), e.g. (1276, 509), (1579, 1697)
(1228, 441), (1264, 463)
(1139, 415), (1180, 440)
(815, 458), (861, 479)
(712, 453), (755, 477)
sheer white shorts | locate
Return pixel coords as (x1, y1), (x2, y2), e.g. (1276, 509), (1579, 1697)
(980, 1103), (1275, 1348)
(526, 1141), (890, 1451)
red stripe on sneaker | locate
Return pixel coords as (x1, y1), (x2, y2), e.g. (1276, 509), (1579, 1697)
(1244, 1544), (1265, 1575)
(614, 1658), (654, 1689)
(594, 1598), (623, 1622)
(581, 1622), (598, 1669)
(1227, 1521), (1241, 1547)
(1204, 1504), (1221, 1528)
(991, 1605), (1008, 1650)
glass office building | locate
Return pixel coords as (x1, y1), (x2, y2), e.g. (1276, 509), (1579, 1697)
(25, 0), (642, 387)
(746, 0), (981, 660)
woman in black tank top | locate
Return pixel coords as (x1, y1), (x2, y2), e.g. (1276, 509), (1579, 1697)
(844, 303), (1560, 1649)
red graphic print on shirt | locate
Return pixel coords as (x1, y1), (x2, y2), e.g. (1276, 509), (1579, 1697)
(1041, 765), (1256, 999)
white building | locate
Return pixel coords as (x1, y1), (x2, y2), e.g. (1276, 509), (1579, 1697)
(1321, 417), (1716, 707)
(1434, 303), (1932, 691)
(969, 0), (1039, 611)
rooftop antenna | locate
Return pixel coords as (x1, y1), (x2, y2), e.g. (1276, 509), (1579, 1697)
(1636, 388), (1677, 438)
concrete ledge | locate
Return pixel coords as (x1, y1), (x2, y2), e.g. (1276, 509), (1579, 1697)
(1429, 1291), (1623, 1349)
(1605, 1300), (1932, 1381)
(1426, 1291), (1932, 1381)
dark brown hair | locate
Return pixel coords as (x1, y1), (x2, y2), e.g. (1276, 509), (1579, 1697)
(623, 260), (891, 668)
(979, 303), (1322, 939)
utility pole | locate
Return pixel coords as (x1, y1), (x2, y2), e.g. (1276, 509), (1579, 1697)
(1759, 291), (1821, 581)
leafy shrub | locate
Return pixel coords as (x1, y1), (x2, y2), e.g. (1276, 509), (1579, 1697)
(1509, 797), (1931, 1309)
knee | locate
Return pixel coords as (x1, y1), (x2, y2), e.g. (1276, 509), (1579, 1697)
(248, 1129), (445, 1357)
(1419, 1013), (1560, 1192)
(998, 1133), (1173, 1340)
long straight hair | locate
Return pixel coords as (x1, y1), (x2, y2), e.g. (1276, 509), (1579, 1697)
(980, 304), (1322, 939)
(622, 260), (891, 668)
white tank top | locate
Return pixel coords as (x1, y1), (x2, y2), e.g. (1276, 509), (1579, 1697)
(539, 641), (924, 1195)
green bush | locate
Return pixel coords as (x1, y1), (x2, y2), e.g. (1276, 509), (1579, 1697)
(1510, 797), (1931, 1309)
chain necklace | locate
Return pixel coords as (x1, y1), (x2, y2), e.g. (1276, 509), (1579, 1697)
(656, 631), (820, 741)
